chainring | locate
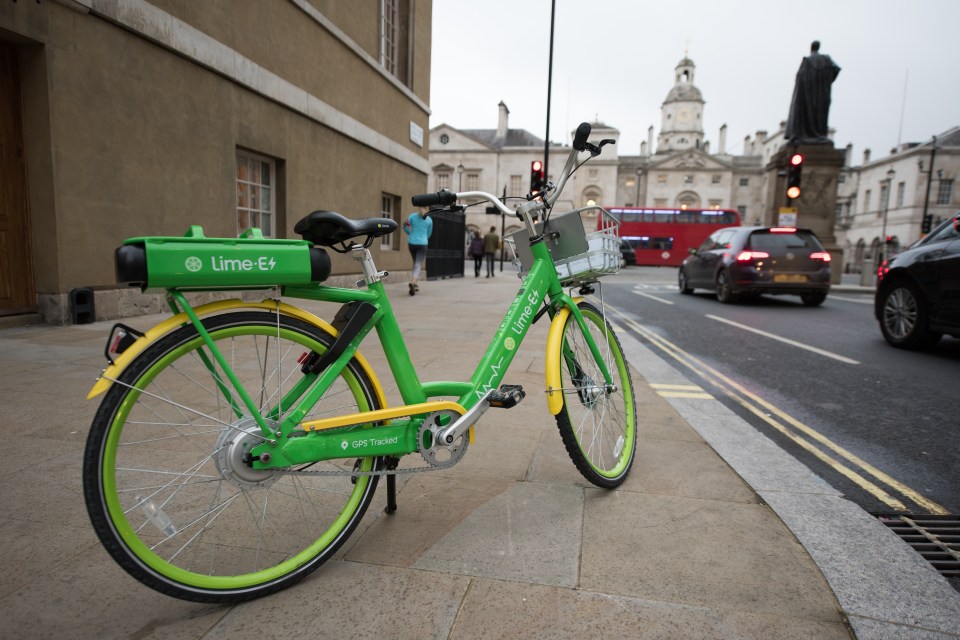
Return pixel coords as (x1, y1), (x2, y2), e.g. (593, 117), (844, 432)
(417, 409), (468, 468)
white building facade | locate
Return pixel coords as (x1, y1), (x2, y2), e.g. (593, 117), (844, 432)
(427, 57), (959, 272)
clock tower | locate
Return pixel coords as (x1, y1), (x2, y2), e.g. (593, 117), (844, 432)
(657, 57), (705, 153)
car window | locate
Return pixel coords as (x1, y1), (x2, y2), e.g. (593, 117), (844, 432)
(698, 233), (720, 252)
(923, 215), (960, 243)
(747, 230), (823, 250)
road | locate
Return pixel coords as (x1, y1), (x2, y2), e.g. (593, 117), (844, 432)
(603, 267), (960, 517)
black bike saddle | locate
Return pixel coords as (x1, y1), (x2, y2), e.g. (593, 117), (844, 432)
(295, 210), (397, 247)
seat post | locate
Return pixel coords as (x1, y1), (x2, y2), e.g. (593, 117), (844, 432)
(352, 245), (384, 287)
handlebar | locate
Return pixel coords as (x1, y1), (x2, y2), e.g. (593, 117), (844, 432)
(411, 189), (457, 207)
(410, 121), (609, 233)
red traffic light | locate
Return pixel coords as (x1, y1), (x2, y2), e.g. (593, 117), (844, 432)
(789, 153), (804, 166)
(786, 185), (801, 199)
(532, 160), (543, 171)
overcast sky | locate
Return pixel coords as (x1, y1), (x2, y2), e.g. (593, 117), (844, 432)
(428, 0), (959, 161)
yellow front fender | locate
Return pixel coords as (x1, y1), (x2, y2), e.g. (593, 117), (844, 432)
(544, 299), (581, 415)
(86, 299), (388, 413)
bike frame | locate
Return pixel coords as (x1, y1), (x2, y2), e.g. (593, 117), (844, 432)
(160, 232), (614, 471)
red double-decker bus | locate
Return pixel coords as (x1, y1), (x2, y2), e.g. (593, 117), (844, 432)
(606, 207), (741, 267)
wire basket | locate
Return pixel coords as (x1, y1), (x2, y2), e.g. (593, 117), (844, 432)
(505, 206), (621, 287)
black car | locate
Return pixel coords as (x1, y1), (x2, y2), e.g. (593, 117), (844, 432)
(619, 239), (636, 266)
(875, 212), (960, 349)
(679, 226), (832, 305)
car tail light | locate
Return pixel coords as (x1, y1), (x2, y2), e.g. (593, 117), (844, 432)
(877, 259), (889, 282)
(736, 250), (769, 262)
(770, 227), (797, 233)
(810, 252), (832, 262)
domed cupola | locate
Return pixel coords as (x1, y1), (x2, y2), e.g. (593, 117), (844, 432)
(657, 56), (706, 153)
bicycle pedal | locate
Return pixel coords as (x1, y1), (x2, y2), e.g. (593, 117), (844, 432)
(488, 384), (525, 409)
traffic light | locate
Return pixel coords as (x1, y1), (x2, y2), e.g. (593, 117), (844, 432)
(786, 152), (803, 200)
(530, 160), (545, 194)
(921, 214), (933, 234)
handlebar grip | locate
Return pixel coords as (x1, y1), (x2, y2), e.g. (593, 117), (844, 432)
(411, 189), (457, 207)
(572, 122), (592, 151)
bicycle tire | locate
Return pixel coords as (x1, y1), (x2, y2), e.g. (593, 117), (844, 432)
(553, 301), (637, 488)
(83, 311), (384, 603)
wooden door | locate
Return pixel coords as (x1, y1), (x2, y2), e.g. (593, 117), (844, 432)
(0, 43), (36, 315)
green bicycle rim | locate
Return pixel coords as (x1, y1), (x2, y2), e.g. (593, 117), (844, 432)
(100, 324), (374, 591)
(566, 308), (635, 478)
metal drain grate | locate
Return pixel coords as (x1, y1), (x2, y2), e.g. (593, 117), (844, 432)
(877, 514), (960, 583)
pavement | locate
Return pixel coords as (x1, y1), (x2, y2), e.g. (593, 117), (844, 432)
(1, 266), (958, 639)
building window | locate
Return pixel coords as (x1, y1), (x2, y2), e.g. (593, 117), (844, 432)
(838, 174), (847, 184)
(708, 199), (722, 209)
(937, 179), (954, 205)
(654, 198), (668, 207)
(739, 177), (749, 186)
(737, 205), (747, 217)
(510, 174), (522, 195)
(879, 182), (890, 214)
(684, 175), (694, 184)
(436, 172), (451, 190)
(236, 150), (275, 237)
(896, 182), (905, 208)
(465, 172), (479, 191)
(657, 174), (667, 185)
(380, 0), (410, 84)
(712, 175), (722, 184)
(381, 193), (400, 250)
(864, 189), (872, 213)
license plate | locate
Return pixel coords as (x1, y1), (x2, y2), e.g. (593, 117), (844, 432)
(774, 274), (808, 283)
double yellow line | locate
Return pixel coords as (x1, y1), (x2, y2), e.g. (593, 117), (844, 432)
(611, 308), (947, 515)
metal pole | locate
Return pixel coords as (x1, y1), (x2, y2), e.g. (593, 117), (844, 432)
(920, 135), (937, 233)
(499, 187), (506, 271)
(543, 0), (556, 182)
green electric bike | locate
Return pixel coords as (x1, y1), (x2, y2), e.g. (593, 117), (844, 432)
(82, 122), (636, 603)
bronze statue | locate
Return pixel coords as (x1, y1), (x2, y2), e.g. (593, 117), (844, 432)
(786, 41), (840, 144)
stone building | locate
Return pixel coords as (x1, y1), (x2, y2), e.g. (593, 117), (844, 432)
(1, 0), (432, 323)
(427, 56), (777, 250)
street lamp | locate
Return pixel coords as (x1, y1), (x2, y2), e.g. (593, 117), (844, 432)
(457, 163), (464, 192)
(880, 167), (895, 265)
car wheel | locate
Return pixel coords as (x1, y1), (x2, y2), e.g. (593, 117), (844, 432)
(800, 291), (827, 307)
(678, 268), (693, 294)
(715, 270), (737, 304)
(878, 279), (942, 349)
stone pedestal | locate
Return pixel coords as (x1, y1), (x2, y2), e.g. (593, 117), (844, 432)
(765, 145), (846, 283)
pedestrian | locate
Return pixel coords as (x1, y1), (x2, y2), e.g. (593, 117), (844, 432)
(468, 230), (484, 277)
(403, 206), (433, 295)
(482, 225), (500, 278)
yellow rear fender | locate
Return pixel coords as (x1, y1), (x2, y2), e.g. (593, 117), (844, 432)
(86, 299), (388, 412)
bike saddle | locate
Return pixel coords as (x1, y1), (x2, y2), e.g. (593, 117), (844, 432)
(295, 210), (397, 249)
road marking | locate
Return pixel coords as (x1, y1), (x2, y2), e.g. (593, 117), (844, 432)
(609, 308), (948, 515)
(829, 295), (874, 305)
(650, 383), (712, 399)
(632, 289), (675, 305)
(705, 314), (860, 365)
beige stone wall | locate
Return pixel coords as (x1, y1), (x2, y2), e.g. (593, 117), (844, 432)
(0, 0), (432, 323)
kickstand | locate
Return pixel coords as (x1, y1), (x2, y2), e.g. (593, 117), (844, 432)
(384, 456), (400, 514)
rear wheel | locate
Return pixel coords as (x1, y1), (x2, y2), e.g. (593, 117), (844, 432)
(715, 270), (738, 304)
(554, 302), (637, 488)
(879, 279), (941, 349)
(83, 312), (384, 603)
(800, 291), (828, 307)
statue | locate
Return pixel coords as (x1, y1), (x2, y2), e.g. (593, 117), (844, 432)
(786, 41), (840, 144)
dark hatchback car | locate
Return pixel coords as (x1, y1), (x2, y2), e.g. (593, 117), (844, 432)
(679, 226), (832, 305)
(875, 212), (960, 349)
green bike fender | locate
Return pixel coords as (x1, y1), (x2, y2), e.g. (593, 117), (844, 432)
(86, 299), (389, 412)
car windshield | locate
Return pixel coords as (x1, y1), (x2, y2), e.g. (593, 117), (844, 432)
(748, 230), (822, 251)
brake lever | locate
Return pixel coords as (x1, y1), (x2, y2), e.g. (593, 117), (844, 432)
(585, 139), (616, 157)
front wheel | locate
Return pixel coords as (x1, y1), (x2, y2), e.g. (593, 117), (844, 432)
(878, 279), (941, 349)
(83, 312), (384, 603)
(678, 268), (693, 294)
(554, 302), (637, 488)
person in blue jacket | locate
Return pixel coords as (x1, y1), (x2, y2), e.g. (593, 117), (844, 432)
(402, 206), (433, 296)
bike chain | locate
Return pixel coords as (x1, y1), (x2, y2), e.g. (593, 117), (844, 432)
(270, 410), (468, 479)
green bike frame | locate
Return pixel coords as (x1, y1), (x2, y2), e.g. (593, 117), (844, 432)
(159, 235), (616, 471)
